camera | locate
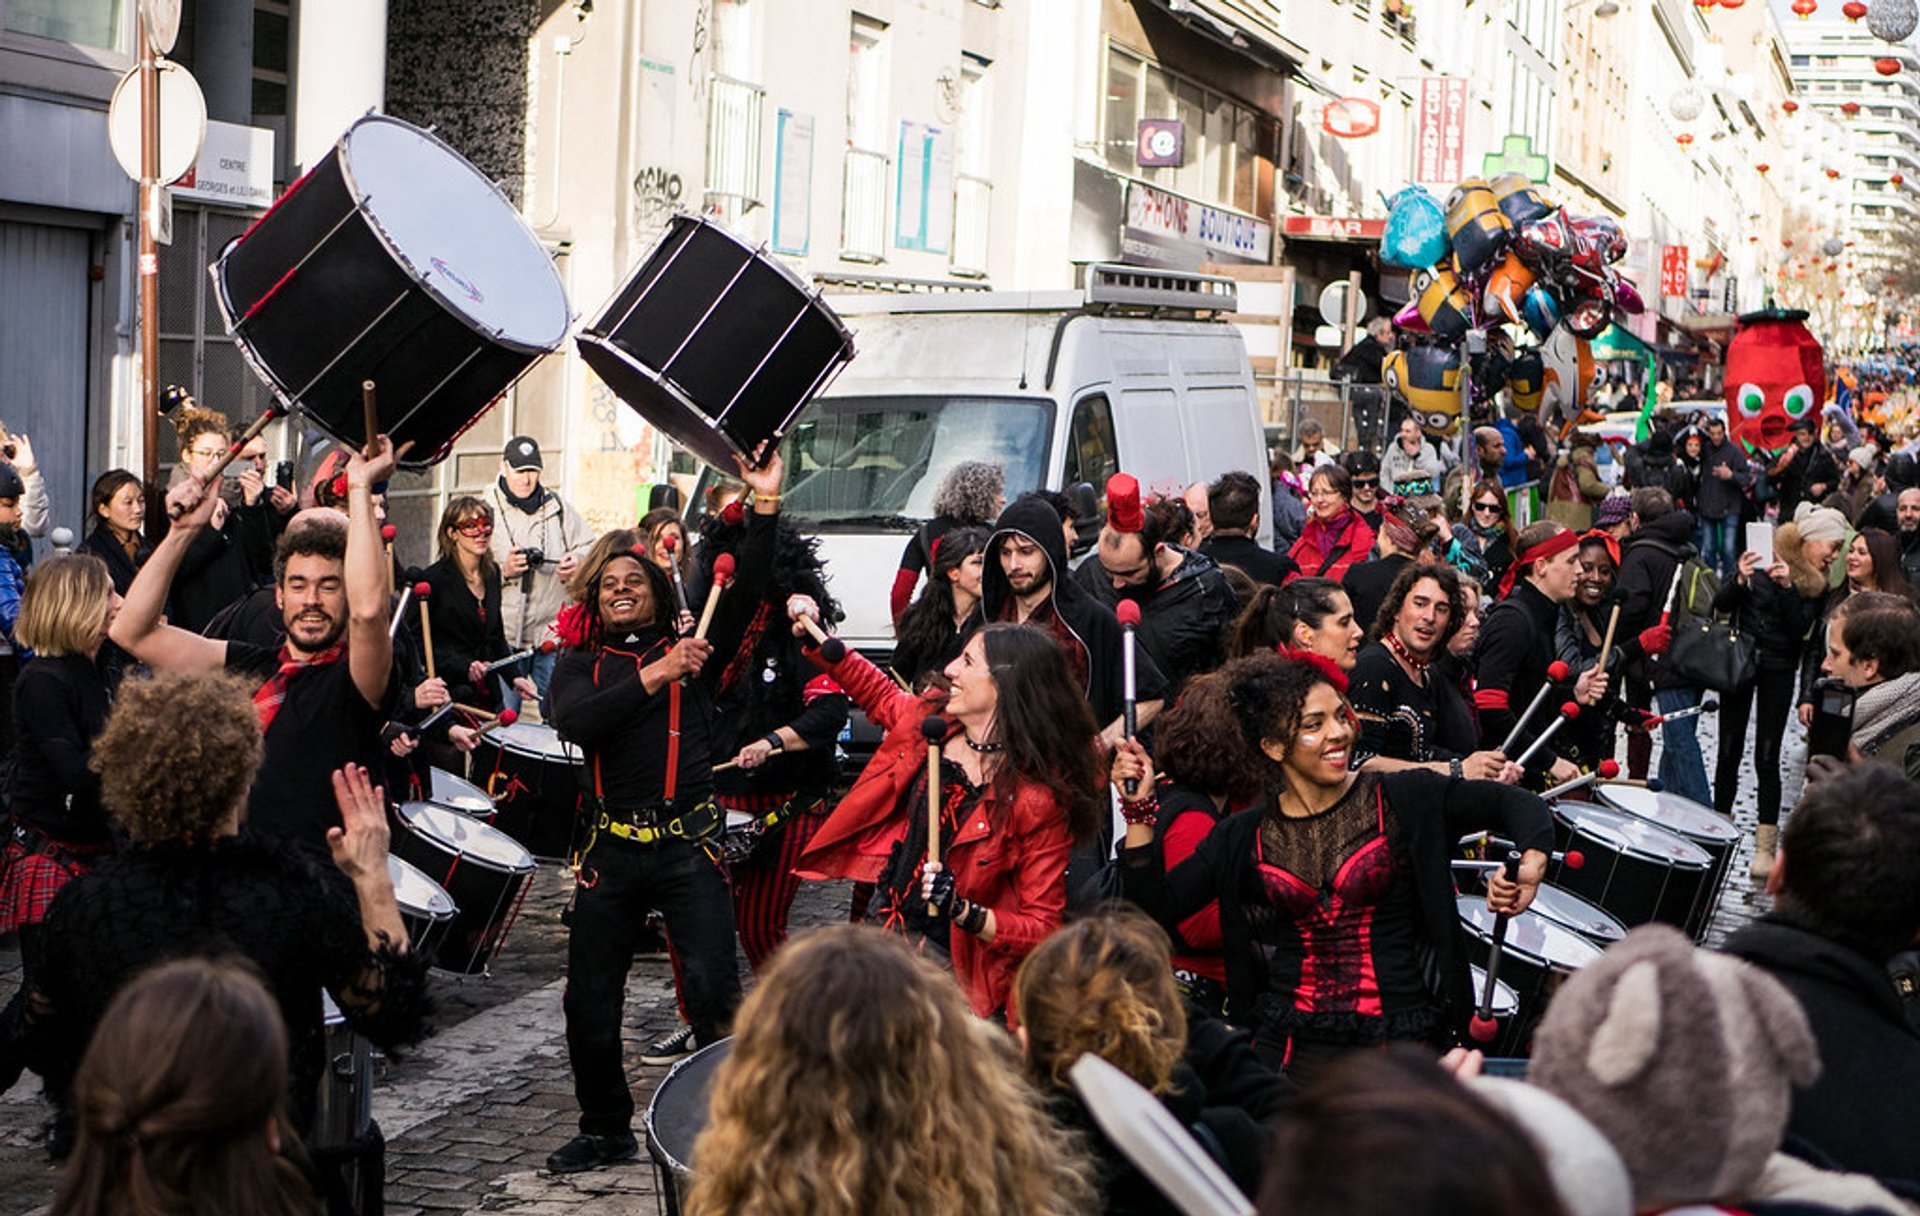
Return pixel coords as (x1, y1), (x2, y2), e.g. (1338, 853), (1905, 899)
(160, 384), (193, 415)
(274, 460), (294, 490)
(517, 547), (546, 593)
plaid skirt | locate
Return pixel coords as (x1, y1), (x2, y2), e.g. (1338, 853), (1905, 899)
(0, 832), (107, 934)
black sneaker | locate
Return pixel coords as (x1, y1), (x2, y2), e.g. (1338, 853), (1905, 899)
(640, 1024), (697, 1067)
(546, 1131), (638, 1174)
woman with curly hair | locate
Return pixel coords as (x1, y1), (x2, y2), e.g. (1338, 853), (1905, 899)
(1114, 651), (1553, 1083)
(685, 924), (1095, 1216)
(890, 460), (1005, 622)
(794, 613), (1103, 1019)
(1225, 577), (1363, 676)
(1014, 912), (1281, 1216)
(20, 670), (429, 1199)
(891, 524), (988, 689)
(50, 957), (321, 1216)
(165, 405), (276, 632)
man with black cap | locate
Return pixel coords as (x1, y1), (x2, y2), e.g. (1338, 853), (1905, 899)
(488, 436), (593, 712)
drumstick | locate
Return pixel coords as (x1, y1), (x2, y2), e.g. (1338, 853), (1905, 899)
(1594, 603), (1622, 674)
(1454, 833), (1584, 871)
(451, 703), (500, 722)
(695, 553), (736, 640)
(416, 584), (436, 680)
(660, 533), (693, 621)
(388, 582), (418, 642)
(1117, 600), (1141, 797)
(923, 715), (945, 916)
(361, 380), (380, 458)
(478, 640), (557, 677)
(169, 406), (286, 517)
(712, 759), (740, 773)
(1644, 697), (1720, 727)
(472, 708), (519, 742)
(1512, 703), (1580, 770)
(381, 523), (397, 554)
(1497, 662), (1570, 756)
(790, 599), (848, 663)
(1540, 759), (1620, 800)
(1469, 850), (1525, 1043)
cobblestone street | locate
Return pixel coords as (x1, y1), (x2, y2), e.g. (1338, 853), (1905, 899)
(0, 705), (1801, 1213)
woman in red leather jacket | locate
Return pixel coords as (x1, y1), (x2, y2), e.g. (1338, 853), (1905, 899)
(793, 611), (1103, 1020)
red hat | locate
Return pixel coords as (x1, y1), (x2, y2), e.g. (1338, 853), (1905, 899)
(1106, 473), (1144, 534)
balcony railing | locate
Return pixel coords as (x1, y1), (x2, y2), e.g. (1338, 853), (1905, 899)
(706, 74), (765, 206)
(951, 174), (992, 277)
(842, 148), (890, 262)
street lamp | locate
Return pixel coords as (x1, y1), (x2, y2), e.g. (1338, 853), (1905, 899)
(1567, 0), (1624, 17)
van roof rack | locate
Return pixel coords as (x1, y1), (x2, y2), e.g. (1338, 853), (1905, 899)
(812, 272), (992, 294)
(1083, 264), (1237, 314)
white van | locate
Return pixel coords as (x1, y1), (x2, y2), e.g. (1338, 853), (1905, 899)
(693, 263), (1273, 658)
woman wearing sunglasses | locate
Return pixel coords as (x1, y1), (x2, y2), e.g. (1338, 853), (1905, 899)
(1450, 481), (1516, 588)
(419, 496), (539, 713)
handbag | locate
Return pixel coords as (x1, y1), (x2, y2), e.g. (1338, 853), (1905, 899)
(1659, 566), (1757, 692)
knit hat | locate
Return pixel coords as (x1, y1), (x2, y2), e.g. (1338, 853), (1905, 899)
(1528, 925), (1820, 1209)
(1792, 503), (1849, 545)
(1468, 1078), (1632, 1216)
(1592, 494), (1632, 530)
(1848, 442), (1880, 470)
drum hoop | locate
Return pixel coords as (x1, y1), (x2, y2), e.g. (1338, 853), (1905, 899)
(1457, 898), (1601, 968)
(644, 1037), (733, 1175)
(336, 115), (571, 355)
(401, 803), (537, 874)
(1556, 804), (1713, 866)
(1566, 822), (1712, 869)
(388, 852), (459, 918)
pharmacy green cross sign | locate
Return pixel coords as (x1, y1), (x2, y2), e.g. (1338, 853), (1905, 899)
(1482, 134), (1551, 184)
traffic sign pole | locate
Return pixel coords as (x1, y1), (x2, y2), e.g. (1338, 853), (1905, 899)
(138, 8), (159, 488)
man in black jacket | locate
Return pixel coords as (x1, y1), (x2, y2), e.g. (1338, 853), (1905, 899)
(1199, 470), (1294, 588)
(1613, 487), (1705, 796)
(1768, 418), (1840, 521)
(983, 490), (1167, 747)
(1722, 761), (1920, 1189)
(1898, 487), (1920, 587)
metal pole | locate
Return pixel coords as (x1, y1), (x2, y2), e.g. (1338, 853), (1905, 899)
(138, 11), (160, 489)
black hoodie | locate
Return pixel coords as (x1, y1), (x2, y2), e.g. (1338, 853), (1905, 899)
(983, 495), (1167, 724)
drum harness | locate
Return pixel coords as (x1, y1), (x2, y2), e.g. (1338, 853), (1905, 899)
(570, 640), (723, 887)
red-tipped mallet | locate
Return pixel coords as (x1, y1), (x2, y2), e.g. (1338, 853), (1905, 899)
(414, 582), (436, 680)
(1497, 661), (1571, 756)
(474, 707), (518, 741)
(660, 533), (693, 619)
(1540, 758), (1621, 801)
(1469, 849), (1525, 1044)
(1594, 603), (1623, 674)
(1116, 599), (1141, 796)
(381, 523), (398, 555)
(1645, 697), (1720, 728)
(922, 714), (946, 915)
(695, 553), (735, 640)
(789, 595), (846, 663)
(1512, 702), (1581, 770)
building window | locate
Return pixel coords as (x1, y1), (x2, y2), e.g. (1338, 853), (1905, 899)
(253, 1), (290, 123)
(952, 52), (992, 277)
(842, 14), (891, 261)
(705, 0), (764, 208)
(1100, 44), (1277, 215)
(4, 0), (125, 49)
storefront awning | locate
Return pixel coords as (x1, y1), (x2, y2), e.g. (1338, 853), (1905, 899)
(1590, 324), (1653, 362)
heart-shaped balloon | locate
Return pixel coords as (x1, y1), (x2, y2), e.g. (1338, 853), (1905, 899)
(1381, 186), (1450, 270)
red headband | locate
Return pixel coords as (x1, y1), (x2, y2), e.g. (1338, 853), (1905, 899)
(1579, 528), (1621, 571)
(1498, 528), (1581, 600)
(1278, 645), (1351, 693)
(1107, 473), (1144, 534)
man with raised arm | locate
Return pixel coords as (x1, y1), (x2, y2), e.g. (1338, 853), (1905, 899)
(110, 437), (401, 852)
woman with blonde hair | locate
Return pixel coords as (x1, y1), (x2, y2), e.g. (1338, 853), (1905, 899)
(0, 555), (121, 1088)
(685, 924), (1095, 1216)
(1013, 911), (1280, 1215)
(50, 956), (321, 1216)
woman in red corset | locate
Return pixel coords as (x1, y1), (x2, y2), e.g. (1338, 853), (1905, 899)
(1114, 651), (1552, 1084)
(792, 609), (1103, 1020)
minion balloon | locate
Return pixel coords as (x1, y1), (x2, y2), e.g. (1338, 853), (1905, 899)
(1444, 178), (1514, 276)
(1410, 267), (1474, 339)
(1384, 345), (1464, 438)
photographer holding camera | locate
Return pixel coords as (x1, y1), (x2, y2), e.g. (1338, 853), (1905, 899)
(487, 436), (592, 715)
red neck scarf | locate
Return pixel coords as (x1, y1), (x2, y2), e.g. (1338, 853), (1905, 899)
(1497, 529), (1580, 601)
(252, 641), (347, 733)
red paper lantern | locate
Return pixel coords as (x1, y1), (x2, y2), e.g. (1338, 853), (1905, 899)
(1844, 0), (1869, 18)
(1792, 0), (1818, 16)
(1783, 99), (1801, 114)
(1677, 132), (1695, 146)
(1826, 167), (1842, 178)
(1784, 238), (1794, 247)
(1720, 0), (1746, 8)
(1876, 57), (1903, 75)
(1895, 172), (1907, 185)
(1757, 162), (1772, 173)
(1842, 100), (1863, 116)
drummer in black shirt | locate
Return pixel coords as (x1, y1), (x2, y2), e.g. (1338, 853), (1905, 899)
(1349, 563), (1518, 783)
(110, 436), (400, 852)
(543, 452), (784, 1176)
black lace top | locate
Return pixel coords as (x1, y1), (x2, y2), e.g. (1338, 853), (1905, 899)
(24, 833), (432, 1133)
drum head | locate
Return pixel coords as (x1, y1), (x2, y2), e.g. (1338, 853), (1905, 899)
(1556, 802), (1713, 868)
(400, 801), (536, 873)
(1596, 783), (1740, 845)
(1467, 965), (1520, 1017)
(429, 768), (495, 816)
(322, 990), (343, 1027)
(341, 117), (569, 351)
(1456, 896), (1605, 972)
(1525, 883), (1627, 944)
(387, 851), (457, 921)
(490, 720), (583, 763)
(645, 1038), (734, 1175)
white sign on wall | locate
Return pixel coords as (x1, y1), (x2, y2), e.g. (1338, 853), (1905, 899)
(173, 119), (274, 207)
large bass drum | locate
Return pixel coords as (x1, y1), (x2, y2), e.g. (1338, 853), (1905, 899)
(213, 115), (570, 466)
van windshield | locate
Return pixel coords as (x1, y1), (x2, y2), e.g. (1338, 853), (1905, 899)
(778, 395), (1053, 528)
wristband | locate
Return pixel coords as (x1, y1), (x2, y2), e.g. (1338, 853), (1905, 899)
(952, 898), (988, 935)
(763, 732), (784, 753)
(1448, 757), (1464, 780)
(1118, 792), (1160, 827)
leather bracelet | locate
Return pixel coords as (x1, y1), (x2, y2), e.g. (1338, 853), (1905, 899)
(763, 732), (784, 753)
(1118, 792), (1160, 827)
(953, 898), (988, 935)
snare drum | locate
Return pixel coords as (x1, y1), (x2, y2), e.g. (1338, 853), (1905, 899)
(1552, 802), (1713, 934)
(1524, 882), (1628, 947)
(387, 853), (457, 966)
(1467, 963), (1525, 1057)
(579, 213), (856, 470)
(390, 802), (535, 975)
(213, 115), (570, 466)
(1597, 783), (1739, 938)
(644, 1037), (733, 1216)
(1457, 896), (1603, 1051)
(476, 721), (584, 862)
(429, 767), (496, 822)
(313, 993), (371, 1151)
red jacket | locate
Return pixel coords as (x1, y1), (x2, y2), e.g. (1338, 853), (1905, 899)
(1289, 508), (1375, 583)
(795, 647), (1070, 1018)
